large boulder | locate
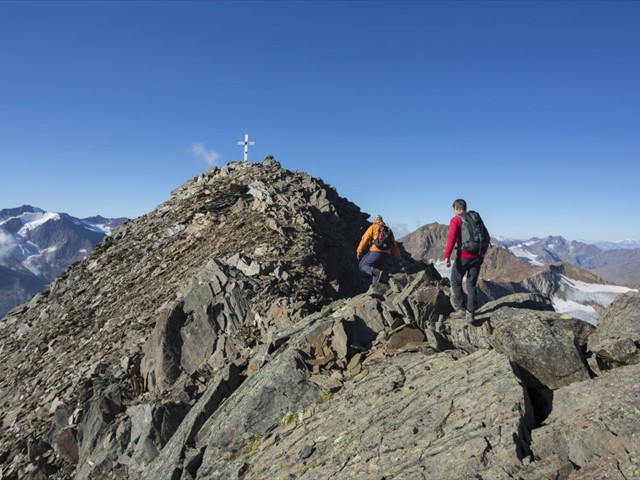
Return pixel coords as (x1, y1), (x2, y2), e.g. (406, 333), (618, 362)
(587, 291), (640, 367)
(489, 307), (593, 390)
(478, 292), (555, 315)
(144, 312), (335, 480)
(423, 293), (558, 356)
(75, 384), (127, 479)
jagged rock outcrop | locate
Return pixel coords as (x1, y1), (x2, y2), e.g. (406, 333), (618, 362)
(1, 158), (638, 480)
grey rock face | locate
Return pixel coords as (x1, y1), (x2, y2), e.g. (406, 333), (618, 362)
(195, 349), (533, 480)
(479, 292), (555, 314)
(490, 307), (592, 390)
(587, 291), (640, 366)
(522, 362), (640, 479)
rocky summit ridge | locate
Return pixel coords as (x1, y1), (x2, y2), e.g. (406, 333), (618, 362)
(1, 158), (640, 480)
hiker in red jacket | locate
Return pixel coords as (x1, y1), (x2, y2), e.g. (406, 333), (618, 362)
(444, 199), (489, 322)
(357, 215), (403, 284)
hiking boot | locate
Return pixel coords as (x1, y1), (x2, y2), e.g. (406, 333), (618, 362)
(373, 268), (383, 284)
(466, 312), (476, 324)
(449, 309), (466, 318)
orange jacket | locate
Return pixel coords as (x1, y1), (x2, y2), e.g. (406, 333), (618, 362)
(357, 221), (402, 261)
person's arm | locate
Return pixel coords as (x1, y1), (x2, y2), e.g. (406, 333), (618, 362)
(444, 217), (459, 267)
(357, 225), (374, 258)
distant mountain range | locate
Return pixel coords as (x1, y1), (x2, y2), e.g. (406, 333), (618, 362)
(0, 205), (126, 317)
(400, 224), (639, 286)
(399, 223), (637, 324)
(493, 235), (640, 285)
(593, 239), (640, 250)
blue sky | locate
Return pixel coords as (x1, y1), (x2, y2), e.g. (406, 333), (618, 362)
(1, 1), (638, 242)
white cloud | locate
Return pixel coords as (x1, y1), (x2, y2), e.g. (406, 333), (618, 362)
(190, 143), (220, 166)
(0, 230), (17, 260)
(391, 223), (410, 238)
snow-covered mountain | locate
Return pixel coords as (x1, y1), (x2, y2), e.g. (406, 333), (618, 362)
(503, 236), (640, 285)
(0, 205), (127, 317)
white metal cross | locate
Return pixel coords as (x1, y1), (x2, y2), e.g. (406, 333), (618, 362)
(236, 133), (255, 162)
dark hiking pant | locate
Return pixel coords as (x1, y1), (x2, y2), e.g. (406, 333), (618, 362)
(451, 257), (483, 313)
(359, 251), (388, 284)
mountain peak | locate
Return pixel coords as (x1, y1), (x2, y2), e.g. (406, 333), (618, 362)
(0, 157), (374, 465)
(0, 204), (44, 221)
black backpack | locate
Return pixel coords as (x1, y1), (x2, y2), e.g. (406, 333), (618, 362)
(460, 211), (490, 254)
(373, 223), (394, 249)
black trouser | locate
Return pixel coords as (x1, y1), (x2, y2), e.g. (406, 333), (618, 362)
(359, 251), (387, 284)
(451, 257), (483, 313)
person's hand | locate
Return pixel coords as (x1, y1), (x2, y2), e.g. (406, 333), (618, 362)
(445, 258), (451, 268)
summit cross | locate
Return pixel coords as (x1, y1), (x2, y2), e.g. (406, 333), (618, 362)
(237, 134), (255, 162)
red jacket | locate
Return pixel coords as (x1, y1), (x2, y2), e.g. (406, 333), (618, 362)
(444, 213), (484, 261)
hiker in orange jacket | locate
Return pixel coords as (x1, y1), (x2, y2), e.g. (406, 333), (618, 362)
(357, 215), (403, 284)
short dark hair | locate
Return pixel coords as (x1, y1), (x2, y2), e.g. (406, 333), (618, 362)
(452, 199), (467, 210)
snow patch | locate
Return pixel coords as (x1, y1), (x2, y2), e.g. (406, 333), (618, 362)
(91, 223), (112, 234)
(0, 231), (39, 264)
(508, 245), (544, 266)
(433, 259), (450, 279)
(551, 297), (598, 325)
(552, 275), (637, 325)
(17, 212), (60, 236)
(22, 255), (43, 276)
(77, 219), (111, 234)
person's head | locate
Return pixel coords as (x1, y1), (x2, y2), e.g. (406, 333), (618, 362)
(452, 199), (467, 215)
(374, 214), (383, 223)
